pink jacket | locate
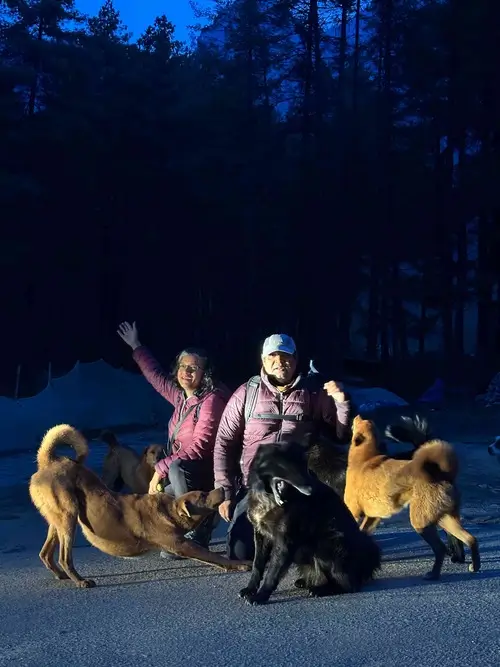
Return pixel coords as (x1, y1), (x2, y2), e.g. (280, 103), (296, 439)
(214, 370), (351, 501)
(133, 346), (228, 478)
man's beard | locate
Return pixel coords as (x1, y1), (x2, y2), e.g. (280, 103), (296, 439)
(267, 368), (295, 386)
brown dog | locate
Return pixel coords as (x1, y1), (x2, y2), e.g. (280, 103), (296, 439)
(100, 430), (163, 494)
(344, 415), (480, 580)
(29, 424), (251, 588)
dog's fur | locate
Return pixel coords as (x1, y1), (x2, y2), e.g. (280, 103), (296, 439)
(306, 419), (465, 565)
(239, 441), (381, 605)
(344, 415), (480, 580)
(307, 415), (433, 499)
(29, 425), (250, 588)
(488, 436), (500, 463)
(382, 415), (465, 564)
(100, 430), (163, 494)
(306, 437), (348, 496)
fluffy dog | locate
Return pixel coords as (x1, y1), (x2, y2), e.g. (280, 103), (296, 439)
(307, 414), (433, 498)
(306, 421), (465, 565)
(344, 415), (480, 580)
(100, 430), (163, 493)
(29, 424), (250, 588)
(239, 441), (381, 605)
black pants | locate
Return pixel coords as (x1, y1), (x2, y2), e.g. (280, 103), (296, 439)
(163, 458), (217, 546)
(163, 458), (213, 498)
(226, 489), (255, 561)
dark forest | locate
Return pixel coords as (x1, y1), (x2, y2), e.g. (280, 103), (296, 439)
(1, 0), (499, 398)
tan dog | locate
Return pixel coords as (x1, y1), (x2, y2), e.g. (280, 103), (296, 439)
(100, 430), (163, 494)
(344, 415), (480, 580)
(29, 424), (251, 588)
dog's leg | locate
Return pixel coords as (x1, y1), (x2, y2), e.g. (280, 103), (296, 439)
(360, 517), (381, 533)
(239, 531), (271, 600)
(56, 516), (96, 589)
(443, 487), (465, 563)
(445, 534), (465, 564)
(162, 538), (252, 572)
(295, 563), (340, 597)
(415, 524), (447, 580)
(439, 514), (480, 573)
(244, 544), (293, 605)
(306, 581), (342, 598)
(39, 524), (69, 580)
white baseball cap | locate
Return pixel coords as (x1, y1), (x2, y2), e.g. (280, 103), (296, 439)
(262, 334), (297, 357)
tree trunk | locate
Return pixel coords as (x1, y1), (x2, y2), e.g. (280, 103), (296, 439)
(391, 262), (408, 359)
(476, 213), (493, 362)
(28, 20), (44, 116)
(367, 259), (380, 359)
(418, 298), (427, 355)
(379, 271), (390, 363)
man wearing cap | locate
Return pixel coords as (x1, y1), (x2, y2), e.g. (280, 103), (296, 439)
(213, 333), (352, 560)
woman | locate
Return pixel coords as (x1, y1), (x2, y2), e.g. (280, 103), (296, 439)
(117, 321), (228, 549)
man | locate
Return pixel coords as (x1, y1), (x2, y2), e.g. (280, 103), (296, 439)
(213, 333), (352, 560)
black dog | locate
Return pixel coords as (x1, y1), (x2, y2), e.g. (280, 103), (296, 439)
(239, 441), (382, 605)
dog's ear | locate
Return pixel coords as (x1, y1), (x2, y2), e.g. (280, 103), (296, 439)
(176, 499), (193, 518)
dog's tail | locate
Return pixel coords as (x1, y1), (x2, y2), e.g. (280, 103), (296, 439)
(99, 429), (120, 449)
(409, 440), (459, 484)
(384, 414), (432, 449)
(37, 424), (89, 470)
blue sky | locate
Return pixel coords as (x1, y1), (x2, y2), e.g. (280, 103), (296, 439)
(77, 0), (207, 42)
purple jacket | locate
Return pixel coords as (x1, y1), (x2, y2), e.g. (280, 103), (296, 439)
(213, 370), (351, 501)
(133, 346), (228, 478)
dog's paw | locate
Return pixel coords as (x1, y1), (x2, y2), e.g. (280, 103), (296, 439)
(423, 571), (440, 581)
(450, 554), (465, 564)
(239, 588), (269, 605)
(238, 586), (257, 600)
(468, 563), (480, 573)
(294, 578), (308, 589)
(77, 579), (96, 589)
(245, 591), (270, 606)
(234, 561), (252, 572)
(307, 585), (334, 598)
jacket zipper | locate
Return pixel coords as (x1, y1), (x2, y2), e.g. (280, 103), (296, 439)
(276, 391), (284, 442)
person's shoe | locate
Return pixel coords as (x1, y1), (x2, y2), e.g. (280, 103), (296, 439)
(187, 513), (220, 548)
(159, 550), (183, 560)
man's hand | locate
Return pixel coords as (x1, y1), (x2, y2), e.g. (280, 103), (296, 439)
(149, 471), (162, 494)
(324, 380), (346, 402)
(219, 500), (232, 522)
(117, 321), (141, 350)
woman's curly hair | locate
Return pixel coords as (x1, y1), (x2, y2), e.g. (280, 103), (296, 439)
(169, 347), (216, 396)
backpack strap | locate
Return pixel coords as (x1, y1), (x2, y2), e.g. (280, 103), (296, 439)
(163, 401), (201, 457)
(244, 375), (261, 423)
(242, 374), (315, 423)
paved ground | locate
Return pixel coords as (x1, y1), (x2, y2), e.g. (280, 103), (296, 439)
(1, 521), (499, 667)
(0, 413), (499, 667)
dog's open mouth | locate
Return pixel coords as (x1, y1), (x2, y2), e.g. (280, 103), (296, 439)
(271, 477), (313, 505)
